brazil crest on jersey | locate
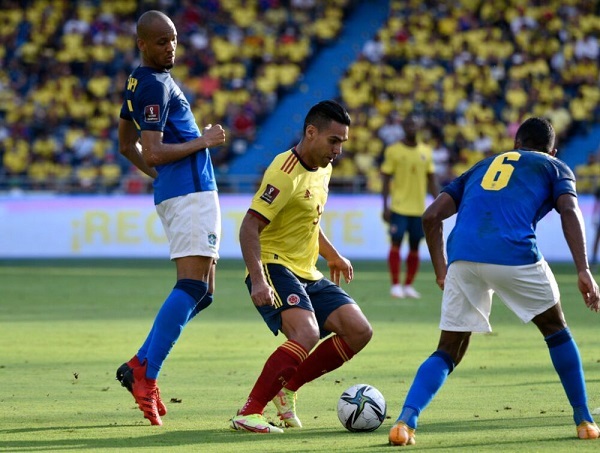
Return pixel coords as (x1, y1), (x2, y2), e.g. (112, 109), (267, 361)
(443, 150), (577, 265)
(119, 66), (216, 205)
(249, 148), (331, 281)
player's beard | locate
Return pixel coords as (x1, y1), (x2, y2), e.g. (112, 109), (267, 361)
(165, 54), (175, 70)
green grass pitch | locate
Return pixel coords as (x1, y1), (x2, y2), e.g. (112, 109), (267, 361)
(1, 259), (599, 452)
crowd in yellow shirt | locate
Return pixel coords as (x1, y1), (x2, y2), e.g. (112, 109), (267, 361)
(1, 0), (598, 194)
(0, 0), (350, 193)
(336, 0), (600, 193)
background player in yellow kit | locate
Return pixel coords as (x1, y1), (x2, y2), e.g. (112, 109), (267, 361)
(381, 114), (439, 299)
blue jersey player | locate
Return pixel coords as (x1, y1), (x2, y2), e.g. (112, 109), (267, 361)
(389, 117), (600, 446)
(115, 10), (226, 426)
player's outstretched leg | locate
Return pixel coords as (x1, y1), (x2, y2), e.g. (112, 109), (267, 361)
(544, 328), (599, 439)
(389, 350), (454, 446)
(231, 340), (308, 433)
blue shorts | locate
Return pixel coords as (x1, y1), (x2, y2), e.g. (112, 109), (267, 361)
(389, 212), (424, 244)
(245, 263), (356, 338)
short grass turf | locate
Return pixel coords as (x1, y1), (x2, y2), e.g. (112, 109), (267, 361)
(0, 259), (599, 452)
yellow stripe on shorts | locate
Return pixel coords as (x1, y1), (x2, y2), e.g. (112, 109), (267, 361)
(263, 264), (283, 308)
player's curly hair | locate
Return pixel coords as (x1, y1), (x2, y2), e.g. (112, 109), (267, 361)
(515, 117), (555, 154)
(304, 100), (351, 133)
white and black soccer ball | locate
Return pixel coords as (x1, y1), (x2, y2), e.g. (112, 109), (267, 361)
(337, 383), (387, 432)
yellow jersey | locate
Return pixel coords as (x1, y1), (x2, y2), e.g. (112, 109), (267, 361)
(381, 141), (434, 216)
(249, 148), (331, 280)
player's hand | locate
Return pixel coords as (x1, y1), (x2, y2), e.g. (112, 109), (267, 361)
(328, 256), (353, 285)
(250, 279), (275, 307)
(436, 276), (445, 290)
(435, 268), (447, 290)
(382, 208), (391, 223)
(578, 269), (600, 312)
(201, 124), (226, 148)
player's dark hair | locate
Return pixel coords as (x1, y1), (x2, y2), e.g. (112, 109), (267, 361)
(515, 117), (555, 154)
(303, 100), (351, 133)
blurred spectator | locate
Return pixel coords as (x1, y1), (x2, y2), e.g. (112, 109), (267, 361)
(472, 130), (493, 157)
(99, 153), (122, 193)
(0, 0), (353, 193)
(362, 33), (385, 63)
(431, 136), (452, 187)
(2, 0), (599, 194)
(336, 0), (600, 193)
(377, 112), (404, 146)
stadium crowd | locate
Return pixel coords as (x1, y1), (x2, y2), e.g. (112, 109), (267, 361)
(0, 0), (599, 194)
(0, 0), (352, 193)
(337, 0), (600, 193)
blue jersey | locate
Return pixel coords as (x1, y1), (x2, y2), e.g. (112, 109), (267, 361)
(443, 150), (576, 265)
(120, 66), (216, 205)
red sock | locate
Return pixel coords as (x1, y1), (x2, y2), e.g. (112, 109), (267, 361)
(286, 335), (355, 392)
(239, 340), (308, 415)
(388, 246), (401, 285)
(405, 250), (420, 285)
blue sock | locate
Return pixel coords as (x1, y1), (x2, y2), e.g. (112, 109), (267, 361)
(138, 281), (211, 361)
(398, 350), (455, 429)
(545, 327), (593, 425)
(187, 292), (214, 322)
(145, 279), (208, 379)
(136, 325), (155, 364)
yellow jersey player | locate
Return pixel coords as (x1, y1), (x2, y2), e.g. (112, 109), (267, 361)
(230, 100), (373, 433)
(381, 114), (439, 299)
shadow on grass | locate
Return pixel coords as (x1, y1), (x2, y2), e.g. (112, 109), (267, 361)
(0, 425), (364, 451)
(0, 416), (584, 452)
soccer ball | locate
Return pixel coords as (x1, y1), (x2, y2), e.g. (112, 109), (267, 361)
(337, 383), (387, 432)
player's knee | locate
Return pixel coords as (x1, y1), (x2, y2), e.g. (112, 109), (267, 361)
(355, 319), (373, 350)
(175, 278), (208, 303)
(282, 308), (320, 348)
(288, 325), (320, 350)
(195, 292), (213, 312)
(302, 328), (321, 349)
(343, 318), (372, 353)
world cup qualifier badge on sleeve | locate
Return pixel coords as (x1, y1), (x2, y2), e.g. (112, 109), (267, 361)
(260, 184), (280, 204)
(144, 104), (160, 122)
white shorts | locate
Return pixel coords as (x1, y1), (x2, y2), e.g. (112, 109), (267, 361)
(156, 191), (221, 260)
(439, 260), (560, 333)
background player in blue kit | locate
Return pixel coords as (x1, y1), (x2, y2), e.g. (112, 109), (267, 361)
(115, 10), (226, 426)
(388, 117), (600, 446)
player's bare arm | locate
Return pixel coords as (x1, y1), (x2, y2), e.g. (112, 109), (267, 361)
(118, 118), (158, 178)
(239, 211), (275, 307)
(557, 193), (600, 311)
(427, 171), (440, 198)
(422, 193), (456, 290)
(381, 172), (392, 223)
(140, 124), (226, 167)
(318, 227), (353, 285)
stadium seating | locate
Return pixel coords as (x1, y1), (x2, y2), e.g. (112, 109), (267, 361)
(1, 0), (599, 194)
(337, 0), (600, 192)
(0, 0), (352, 193)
